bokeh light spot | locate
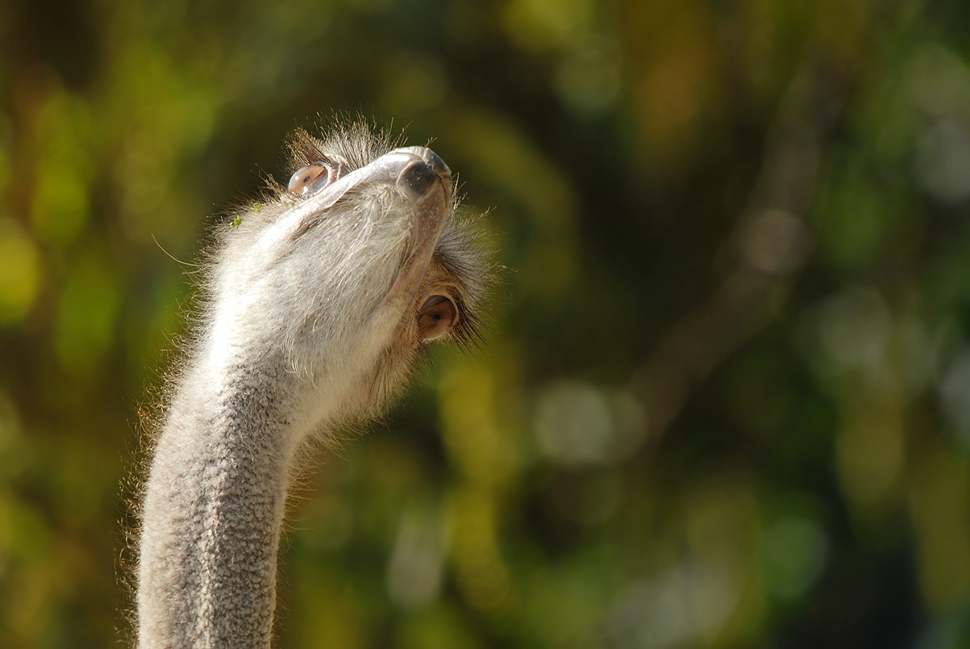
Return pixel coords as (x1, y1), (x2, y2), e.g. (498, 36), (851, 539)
(54, 255), (122, 375)
(815, 285), (892, 371)
(554, 41), (621, 117)
(605, 561), (739, 648)
(533, 381), (648, 466)
(381, 52), (449, 115)
(761, 517), (828, 599)
(504, 0), (595, 52)
(0, 218), (43, 325)
(387, 506), (447, 609)
(534, 380), (613, 466)
(915, 119), (970, 203)
(29, 91), (95, 246)
(939, 352), (970, 449)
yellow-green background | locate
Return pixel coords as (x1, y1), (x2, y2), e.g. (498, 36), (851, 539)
(3, 0), (970, 647)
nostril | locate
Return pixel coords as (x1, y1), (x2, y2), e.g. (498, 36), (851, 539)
(399, 161), (438, 198)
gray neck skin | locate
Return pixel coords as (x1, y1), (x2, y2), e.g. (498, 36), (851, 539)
(138, 348), (303, 649)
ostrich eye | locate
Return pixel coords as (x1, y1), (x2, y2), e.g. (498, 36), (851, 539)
(288, 163), (333, 195)
(417, 294), (458, 341)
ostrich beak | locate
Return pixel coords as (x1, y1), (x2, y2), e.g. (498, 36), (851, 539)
(292, 146), (452, 301)
(386, 146), (453, 301)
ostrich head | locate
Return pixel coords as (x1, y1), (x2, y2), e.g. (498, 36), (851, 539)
(198, 123), (484, 431)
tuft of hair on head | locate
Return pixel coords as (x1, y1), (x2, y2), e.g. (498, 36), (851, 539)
(285, 119), (403, 179)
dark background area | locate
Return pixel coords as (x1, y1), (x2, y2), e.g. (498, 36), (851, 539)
(3, 0), (970, 647)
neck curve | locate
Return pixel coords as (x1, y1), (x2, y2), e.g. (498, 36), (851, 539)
(137, 344), (311, 649)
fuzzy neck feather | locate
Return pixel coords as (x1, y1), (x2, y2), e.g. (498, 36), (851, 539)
(137, 340), (306, 649)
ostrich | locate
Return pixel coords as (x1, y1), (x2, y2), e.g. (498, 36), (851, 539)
(136, 123), (486, 649)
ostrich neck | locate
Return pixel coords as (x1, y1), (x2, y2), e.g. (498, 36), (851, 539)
(138, 341), (312, 649)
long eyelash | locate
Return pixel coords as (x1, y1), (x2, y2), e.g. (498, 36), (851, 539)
(285, 120), (404, 176)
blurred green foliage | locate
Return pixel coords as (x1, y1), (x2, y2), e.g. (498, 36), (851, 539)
(3, 0), (970, 647)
